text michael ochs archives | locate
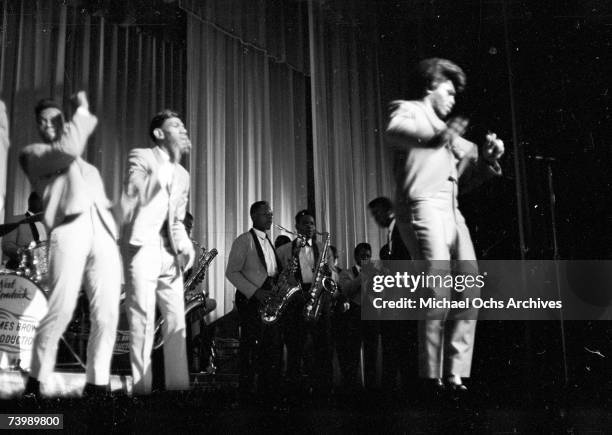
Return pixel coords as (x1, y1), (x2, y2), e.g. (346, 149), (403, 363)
(369, 272), (563, 310)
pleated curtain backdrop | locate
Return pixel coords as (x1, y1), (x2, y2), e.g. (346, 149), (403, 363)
(182, 0), (393, 319)
(183, 7), (310, 321)
(308, 1), (393, 268)
(0, 0), (185, 225)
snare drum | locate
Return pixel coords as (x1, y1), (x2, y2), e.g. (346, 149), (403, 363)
(0, 274), (48, 371)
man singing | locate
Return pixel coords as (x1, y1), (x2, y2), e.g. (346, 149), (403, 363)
(385, 58), (504, 393)
(20, 92), (121, 397)
(119, 110), (195, 395)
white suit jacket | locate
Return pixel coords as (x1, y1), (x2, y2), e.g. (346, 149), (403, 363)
(19, 108), (116, 237)
(118, 146), (190, 257)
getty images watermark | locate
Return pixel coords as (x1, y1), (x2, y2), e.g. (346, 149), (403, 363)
(361, 260), (612, 320)
(371, 270), (561, 310)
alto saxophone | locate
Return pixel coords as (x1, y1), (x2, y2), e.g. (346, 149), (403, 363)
(303, 231), (337, 323)
(259, 224), (306, 324)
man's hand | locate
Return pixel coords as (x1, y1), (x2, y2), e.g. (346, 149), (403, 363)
(177, 240), (195, 271)
(483, 132), (505, 162)
(71, 91), (89, 112)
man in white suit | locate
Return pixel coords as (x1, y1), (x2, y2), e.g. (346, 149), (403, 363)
(385, 58), (504, 393)
(20, 91), (121, 397)
(120, 110), (195, 395)
(225, 201), (282, 403)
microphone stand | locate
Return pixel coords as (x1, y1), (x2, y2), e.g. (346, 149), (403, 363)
(543, 157), (569, 387)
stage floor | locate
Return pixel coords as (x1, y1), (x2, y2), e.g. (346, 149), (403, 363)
(1, 370), (611, 433)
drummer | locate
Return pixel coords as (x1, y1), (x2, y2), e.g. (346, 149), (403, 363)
(1, 192), (46, 270)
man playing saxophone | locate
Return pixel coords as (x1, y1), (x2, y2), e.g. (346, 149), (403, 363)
(225, 201), (283, 405)
(276, 209), (337, 400)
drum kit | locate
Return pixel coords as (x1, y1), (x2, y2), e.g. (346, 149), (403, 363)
(0, 240), (218, 375)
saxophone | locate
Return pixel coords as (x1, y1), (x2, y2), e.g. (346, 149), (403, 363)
(303, 231), (337, 323)
(259, 224), (307, 324)
(184, 240), (218, 304)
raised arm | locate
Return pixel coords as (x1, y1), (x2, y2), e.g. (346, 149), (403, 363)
(55, 91), (98, 157)
(385, 100), (454, 151)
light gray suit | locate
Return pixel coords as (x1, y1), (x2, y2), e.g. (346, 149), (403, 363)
(20, 107), (121, 389)
(386, 99), (500, 379)
(119, 146), (191, 394)
(225, 231), (270, 299)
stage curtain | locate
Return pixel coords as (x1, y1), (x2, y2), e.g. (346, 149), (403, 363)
(308, 1), (393, 268)
(0, 0), (185, 229)
(183, 5), (310, 320)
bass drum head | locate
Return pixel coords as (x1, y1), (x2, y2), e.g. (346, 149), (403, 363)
(0, 274), (47, 371)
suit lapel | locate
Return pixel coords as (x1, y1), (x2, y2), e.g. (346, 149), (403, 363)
(249, 229), (268, 271)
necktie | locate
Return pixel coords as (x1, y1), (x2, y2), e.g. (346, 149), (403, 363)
(29, 222), (40, 243)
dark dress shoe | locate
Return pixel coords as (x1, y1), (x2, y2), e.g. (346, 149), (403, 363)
(428, 378), (446, 391)
(23, 377), (41, 398)
(448, 383), (468, 392)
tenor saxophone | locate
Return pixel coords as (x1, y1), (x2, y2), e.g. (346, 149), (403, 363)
(303, 231), (337, 323)
(259, 224), (306, 324)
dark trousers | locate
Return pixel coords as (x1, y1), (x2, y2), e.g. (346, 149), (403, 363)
(334, 302), (379, 389)
(283, 286), (333, 394)
(380, 320), (417, 391)
(235, 291), (282, 398)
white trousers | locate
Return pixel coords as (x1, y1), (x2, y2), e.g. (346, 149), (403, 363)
(397, 181), (479, 379)
(30, 208), (121, 386)
(125, 237), (189, 394)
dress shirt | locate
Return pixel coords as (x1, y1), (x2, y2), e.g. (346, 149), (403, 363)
(299, 239), (315, 284)
(252, 227), (278, 277)
(155, 146), (174, 191)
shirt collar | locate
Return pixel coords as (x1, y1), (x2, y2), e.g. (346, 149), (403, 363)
(252, 227), (268, 240)
(156, 146), (171, 162)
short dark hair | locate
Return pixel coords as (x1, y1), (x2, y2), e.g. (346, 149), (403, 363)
(415, 58), (466, 95)
(368, 197), (393, 212)
(295, 209), (314, 225)
(354, 242), (371, 259)
(34, 99), (62, 119)
(274, 235), (291, 249)
(329, 245), (338, 259)
(149, 109), (180, 142)
(250, 201), (269, 217)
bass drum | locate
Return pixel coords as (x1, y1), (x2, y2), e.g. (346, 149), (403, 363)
(0, 274), (48, 371)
